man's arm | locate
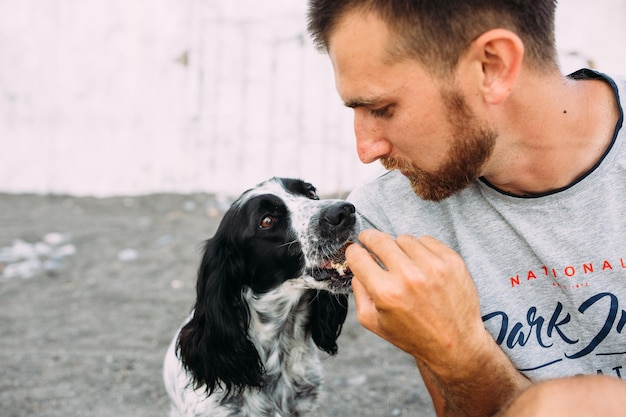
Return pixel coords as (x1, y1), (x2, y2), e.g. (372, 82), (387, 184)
(415, 339), (530, 416)
(494, 374), (626, 417)
(347, 229), (531, 416)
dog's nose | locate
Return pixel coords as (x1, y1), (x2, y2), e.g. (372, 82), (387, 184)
(323, 202), (356, 228)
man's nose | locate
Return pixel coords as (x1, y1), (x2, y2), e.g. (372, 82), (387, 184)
(353, 113), (392, 164)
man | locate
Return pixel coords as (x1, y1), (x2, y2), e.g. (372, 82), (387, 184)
(307, 1), (626, 416)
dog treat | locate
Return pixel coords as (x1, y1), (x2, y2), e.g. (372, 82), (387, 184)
(330, 259), (349, 276)
(329, 242), (352, 276)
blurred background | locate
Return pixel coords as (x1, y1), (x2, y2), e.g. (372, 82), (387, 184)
(2, 2), (626, 417)
(1, 0), (626, 197)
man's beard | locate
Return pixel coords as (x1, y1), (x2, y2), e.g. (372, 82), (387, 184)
(381, 90), (497, 202)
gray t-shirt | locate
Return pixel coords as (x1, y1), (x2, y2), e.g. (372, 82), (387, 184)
(348, 69), (626, 412)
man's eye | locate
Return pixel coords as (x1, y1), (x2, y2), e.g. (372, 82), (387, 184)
(259, 215), (275, 229)
(370, 105), (392, 118)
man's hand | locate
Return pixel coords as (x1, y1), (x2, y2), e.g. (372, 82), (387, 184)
(346, 229), (487, 375)
(346, 229), (530, 416)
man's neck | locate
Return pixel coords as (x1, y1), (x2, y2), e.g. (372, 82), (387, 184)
(482, 71), (620, 196)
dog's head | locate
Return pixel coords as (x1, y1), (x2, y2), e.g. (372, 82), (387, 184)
(177, 177), (359, 397)
(226, 177), (359, 293)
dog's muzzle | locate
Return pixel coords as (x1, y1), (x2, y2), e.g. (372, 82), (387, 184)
(310, 202), (357, 290)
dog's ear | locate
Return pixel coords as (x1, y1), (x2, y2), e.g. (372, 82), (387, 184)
(176, 230), (264, 398)
(307, 291), (349, 355)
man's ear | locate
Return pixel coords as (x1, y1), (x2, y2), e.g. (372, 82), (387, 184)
(458, 28), (524, 105)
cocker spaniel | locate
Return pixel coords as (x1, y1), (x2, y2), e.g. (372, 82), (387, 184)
(163, 177), (358, 417)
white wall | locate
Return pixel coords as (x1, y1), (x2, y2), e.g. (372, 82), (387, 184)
(556, 0), (626, 74)
(1, 0), (625, 196)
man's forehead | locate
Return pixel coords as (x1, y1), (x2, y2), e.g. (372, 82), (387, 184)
(328, 10), (393, 72)
(327, 10), (411, 104)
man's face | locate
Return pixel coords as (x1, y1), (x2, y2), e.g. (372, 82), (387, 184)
(381, 90), (497, 201)
(328, 11), (497, 201)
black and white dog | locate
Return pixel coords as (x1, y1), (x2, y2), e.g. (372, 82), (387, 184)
(163, 177), (359, 417)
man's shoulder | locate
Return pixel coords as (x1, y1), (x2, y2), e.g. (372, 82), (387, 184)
(348, 170), (412, 204)
(347, 171), (418, 232)
(347, 170), (439, 218)
(346, 170), (465, 234)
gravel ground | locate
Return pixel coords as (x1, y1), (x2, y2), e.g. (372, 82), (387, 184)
(0, 192), (433, 417)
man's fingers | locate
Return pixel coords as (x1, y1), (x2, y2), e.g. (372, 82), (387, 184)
(345, 234), (385, 287)
(353, 229), (412, 272)
(351, 275), (379, 331)
(398, 235), (466, 277)
(412, 235), (455, 256)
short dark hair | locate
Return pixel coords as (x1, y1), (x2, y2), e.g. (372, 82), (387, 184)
(307, 0), (558, 75)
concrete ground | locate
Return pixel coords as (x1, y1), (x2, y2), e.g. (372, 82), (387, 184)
(0, 193), (432, 417)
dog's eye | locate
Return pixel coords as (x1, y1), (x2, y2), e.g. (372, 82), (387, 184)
(259, 215), (275, 229)
(306, 188), (319, 200)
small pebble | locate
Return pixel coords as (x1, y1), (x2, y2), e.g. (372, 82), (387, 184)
(182, 201), (197, 211)
(170, 279), (184, 289)
(117, 248), (139, 262)
(43, 232), (68, 245)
